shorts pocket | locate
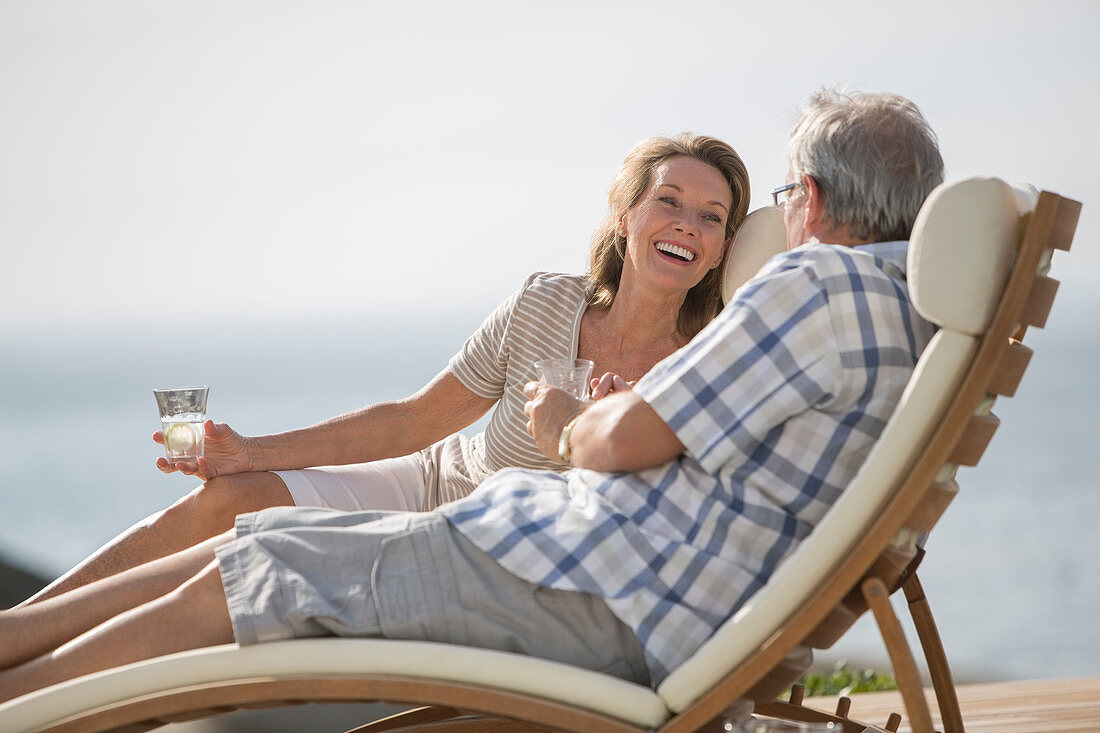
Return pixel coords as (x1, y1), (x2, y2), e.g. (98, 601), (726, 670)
(371, 516), (469, 645)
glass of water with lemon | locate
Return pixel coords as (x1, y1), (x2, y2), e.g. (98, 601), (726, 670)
(153, 386), (209, 461)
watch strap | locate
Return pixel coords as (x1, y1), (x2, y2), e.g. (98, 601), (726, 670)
(558, 415), (580, 464)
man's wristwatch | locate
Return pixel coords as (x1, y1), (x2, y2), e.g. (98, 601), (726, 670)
(558, 415), (580, 464)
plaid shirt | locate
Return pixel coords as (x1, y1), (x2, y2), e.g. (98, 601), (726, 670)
(442, 241), (934, 684)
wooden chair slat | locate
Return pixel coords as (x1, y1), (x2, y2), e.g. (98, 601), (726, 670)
(988, 339), (1033, 397)
(807, 545), (920, 649)
(947, 412), (1000, 466)
(1020, 274), (1059, 329)
(742, 651), (813, 701)
(1051, 197), (1082, 251)
(872, 546), (920, 592)
(904, 479), (958, 533)
(804, 602), (861, 649)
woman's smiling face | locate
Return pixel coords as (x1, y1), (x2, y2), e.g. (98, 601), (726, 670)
(618, 156), (733, 296)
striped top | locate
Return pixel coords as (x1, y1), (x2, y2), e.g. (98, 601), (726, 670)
(417, 272), (588, 508)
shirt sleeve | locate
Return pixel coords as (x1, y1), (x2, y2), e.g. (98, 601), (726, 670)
(447, 274), (536, 399)
(633, 255), (840, 476)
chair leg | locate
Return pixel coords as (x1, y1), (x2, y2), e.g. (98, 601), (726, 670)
(903, 573), (964, 733)
(862, 577), (935, 733)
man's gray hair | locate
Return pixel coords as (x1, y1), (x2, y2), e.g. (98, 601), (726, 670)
(788, 89), (944, 242)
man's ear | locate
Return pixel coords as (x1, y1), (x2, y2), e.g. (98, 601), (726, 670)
(802, 174), (826, 232)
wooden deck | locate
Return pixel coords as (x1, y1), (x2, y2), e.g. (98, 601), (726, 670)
(807, 676), (1100, 732)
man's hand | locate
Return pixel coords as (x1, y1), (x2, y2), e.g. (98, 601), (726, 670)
(523, 382), (585, 463)
(154, 421), (253, 480)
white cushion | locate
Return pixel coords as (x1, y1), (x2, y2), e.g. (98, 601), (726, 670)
(0, 639), (671, 732)
(909, 177), (1038, 334)
(722, 206), (788, 304)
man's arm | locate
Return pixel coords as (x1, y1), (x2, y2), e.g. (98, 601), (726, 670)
(523, 382), (684, 473)
(569, 390), (685, 471)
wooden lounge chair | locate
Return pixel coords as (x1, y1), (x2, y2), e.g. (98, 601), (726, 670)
(0, 181), (1079, 733)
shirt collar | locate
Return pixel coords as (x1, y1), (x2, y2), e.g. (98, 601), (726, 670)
(852, 240), (909, 279)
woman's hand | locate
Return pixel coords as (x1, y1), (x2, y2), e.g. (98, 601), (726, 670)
(590, 372), (634, 401)
(523, 382), (585, 463)
(154, 421), (253, 481)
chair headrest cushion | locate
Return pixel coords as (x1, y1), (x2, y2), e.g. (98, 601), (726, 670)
(722, 206), (788, 304)
(908, 177), (1038, 335)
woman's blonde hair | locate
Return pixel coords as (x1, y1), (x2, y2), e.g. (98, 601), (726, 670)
(587, 133), (750, 338)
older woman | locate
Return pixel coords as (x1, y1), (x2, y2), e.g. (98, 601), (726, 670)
(23, 132), (750, 605)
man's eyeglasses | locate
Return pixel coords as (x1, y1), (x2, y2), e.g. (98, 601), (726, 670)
(771, 182), (803, 208)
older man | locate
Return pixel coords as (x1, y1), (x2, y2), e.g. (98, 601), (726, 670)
(454, 89), (943, 683)
(0, 90), (944, 700)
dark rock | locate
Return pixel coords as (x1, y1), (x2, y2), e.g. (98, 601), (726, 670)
(0, 556), (48, 609)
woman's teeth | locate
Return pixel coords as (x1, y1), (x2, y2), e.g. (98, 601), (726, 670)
(655, 242), (695, 262)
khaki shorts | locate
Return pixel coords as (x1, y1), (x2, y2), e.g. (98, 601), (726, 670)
(215, 507), (650, 685)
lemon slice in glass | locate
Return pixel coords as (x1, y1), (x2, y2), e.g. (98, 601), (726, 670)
(166, 423), (198, 453)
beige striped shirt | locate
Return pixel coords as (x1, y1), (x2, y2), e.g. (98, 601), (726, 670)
(418, 272), (588, 508)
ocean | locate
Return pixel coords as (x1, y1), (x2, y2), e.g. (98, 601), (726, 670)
(2, 295), (1098, 686)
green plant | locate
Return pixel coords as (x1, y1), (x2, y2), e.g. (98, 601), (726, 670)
(784, 661), (898, 698)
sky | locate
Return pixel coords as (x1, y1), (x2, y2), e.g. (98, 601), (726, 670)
(1, 0), (1097, 329)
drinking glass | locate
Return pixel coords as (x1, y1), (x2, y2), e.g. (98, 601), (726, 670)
(153, 386), (209, 461)
(534, 358), (594, 400)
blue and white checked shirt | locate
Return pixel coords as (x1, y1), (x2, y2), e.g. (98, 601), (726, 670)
(442, 241), (935, 685)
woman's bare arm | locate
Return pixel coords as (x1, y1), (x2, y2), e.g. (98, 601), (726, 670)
(247, 370), (497, 471)
(160, 370), (497, 478)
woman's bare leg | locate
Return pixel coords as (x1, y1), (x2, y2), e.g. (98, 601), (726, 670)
(20, 472), (292, 606)
(0, 530), (234, 670)
(0, 558), (234, 703)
